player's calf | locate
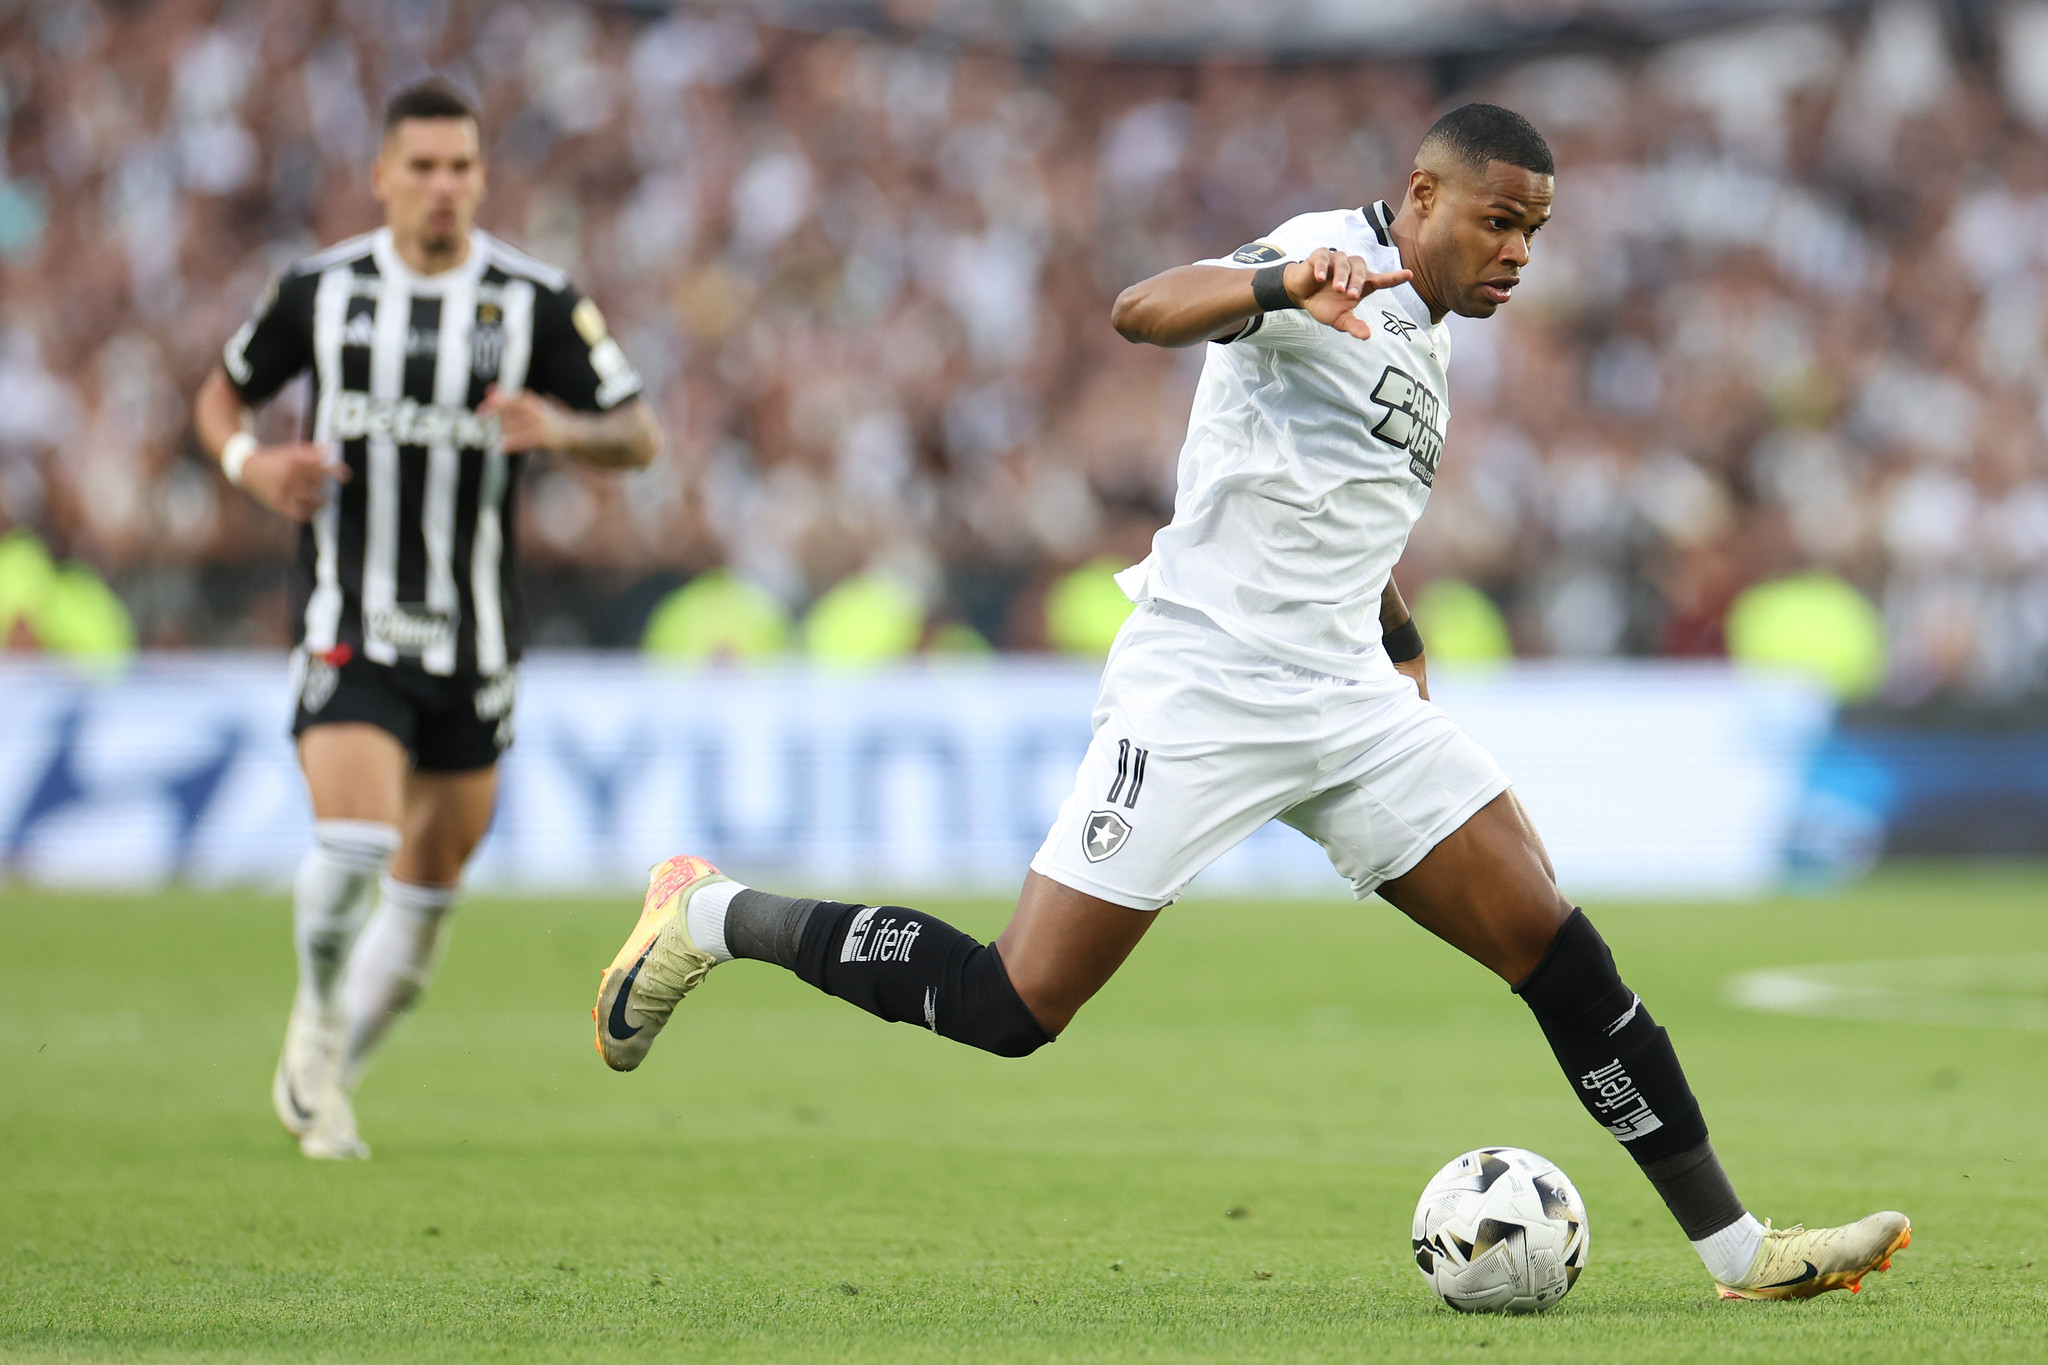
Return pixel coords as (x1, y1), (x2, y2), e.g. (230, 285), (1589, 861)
(715, 884), (1053, 1057)
(789, 897), (1054, 1057)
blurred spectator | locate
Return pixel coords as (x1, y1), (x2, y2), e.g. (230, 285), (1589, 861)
(1, 3), (2045, 702)
(642, 568), (790, 662)
(1727, 571), (1888, 701)
(0, 529), (135, 667)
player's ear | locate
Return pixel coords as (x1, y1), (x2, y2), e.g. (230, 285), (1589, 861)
(1407, 167), (1437, 219)
(370, 140), (390, 205)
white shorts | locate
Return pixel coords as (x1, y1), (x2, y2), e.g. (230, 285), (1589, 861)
(1030, 602), (1510, 911)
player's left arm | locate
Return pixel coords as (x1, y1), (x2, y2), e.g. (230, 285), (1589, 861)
(481, 286), (661, 470)
(1382, 579), (1427, 700)
(478, 387), (659, 470)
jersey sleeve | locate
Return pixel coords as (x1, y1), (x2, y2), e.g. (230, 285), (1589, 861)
(1194, 212), (1348, 271)
(222, 270), (316, 405)
(525, 284), (644, 412)
(1198, 213), (1350, 353)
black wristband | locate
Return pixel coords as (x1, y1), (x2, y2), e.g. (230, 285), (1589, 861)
(1382, 618), (1424, 663)
(1251, 263), (1296, 313)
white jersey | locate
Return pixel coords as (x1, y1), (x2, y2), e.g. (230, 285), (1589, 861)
(1115, 200), (1450, 683)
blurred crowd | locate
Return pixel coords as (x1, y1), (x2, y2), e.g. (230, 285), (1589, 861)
(4, 1), (2048, 700)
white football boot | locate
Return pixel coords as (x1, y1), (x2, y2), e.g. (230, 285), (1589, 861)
(593, 855), (728, 1071)
(1715, 1212), (1911, 1300)
(271, 990), (336, 1140)
(298, 1072), (371, 1160)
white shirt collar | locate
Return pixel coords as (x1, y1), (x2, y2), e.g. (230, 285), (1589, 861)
(371, 227), (491, 294)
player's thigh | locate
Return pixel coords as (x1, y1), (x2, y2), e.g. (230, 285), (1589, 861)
(392, 765), (499, 885)
(1282, 703), (1509, 902)
(994, 870), (1161, 1035)
(297, 723), (409, 824)
(1376, 791), (1571, 986)
(1284, 705), (1566, 981)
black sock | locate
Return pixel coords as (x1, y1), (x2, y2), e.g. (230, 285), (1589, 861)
(1516, 909), (1746, 1236)
(725, 889), (819, 968)
(1640, 1139), (1748, 1240)
(733, 895), (1053, 1058)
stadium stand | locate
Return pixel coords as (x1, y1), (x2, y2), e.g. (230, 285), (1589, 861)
(1, 3), (2046, 704)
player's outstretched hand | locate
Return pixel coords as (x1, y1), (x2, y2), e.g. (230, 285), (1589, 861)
(1286, 247), (1413, 340)
(478, 384), (569, 452)
(241, 442), (349, 522)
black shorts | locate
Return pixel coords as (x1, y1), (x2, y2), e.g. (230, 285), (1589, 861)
(291, 649), (517, 773)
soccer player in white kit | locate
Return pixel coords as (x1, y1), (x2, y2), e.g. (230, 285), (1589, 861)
(593, 105), (1907, 1301)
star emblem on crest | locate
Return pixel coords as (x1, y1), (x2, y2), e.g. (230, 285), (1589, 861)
(1082, 811), (1131, 862)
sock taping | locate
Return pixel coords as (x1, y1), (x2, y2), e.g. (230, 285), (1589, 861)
(1640, 1139), (1748, 1241)
(724, 887), (819, 968)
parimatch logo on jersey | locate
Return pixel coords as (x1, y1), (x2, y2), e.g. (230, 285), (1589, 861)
(1368, 366), (1445, 486)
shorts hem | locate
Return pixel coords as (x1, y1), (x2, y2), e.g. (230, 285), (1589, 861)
(1348, 773), (1511, 899)
(292, 710), (408, 743)
(1026, 856), (1176, 912)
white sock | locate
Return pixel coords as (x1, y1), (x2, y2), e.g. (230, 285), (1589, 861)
(684, 879), (744, 964)
(1693, 1213), (1766, 1283)
(293, 820), (401, 1009)
(340, 875), (459, 1083)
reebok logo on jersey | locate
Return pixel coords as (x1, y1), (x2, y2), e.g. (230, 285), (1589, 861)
(840, 906), (922, 965)
(1579, 1059), (1665, 1142)
(1380, 310), (1416, 338)
(1368, 366), (1445, 486)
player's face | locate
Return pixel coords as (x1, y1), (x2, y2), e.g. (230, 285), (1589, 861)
(373, 118), (486, 260)
(1420, 160), (1552, 319)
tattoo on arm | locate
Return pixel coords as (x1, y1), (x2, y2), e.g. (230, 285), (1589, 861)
(559, 403), (658, 470)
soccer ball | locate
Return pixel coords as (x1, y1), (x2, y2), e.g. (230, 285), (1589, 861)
(1411, 1146), (1589, 1313)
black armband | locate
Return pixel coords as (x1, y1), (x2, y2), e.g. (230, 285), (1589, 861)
(1251, 263), (1296, 314)
(1382, 618), (1424, 663)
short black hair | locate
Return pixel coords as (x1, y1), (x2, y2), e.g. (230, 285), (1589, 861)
(1419, 103), (1553, 177)
(383, 79), (478, 133)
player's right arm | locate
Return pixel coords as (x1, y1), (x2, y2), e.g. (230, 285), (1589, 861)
(1111, 249), (1411, 349)
(194, 270), (349, 522)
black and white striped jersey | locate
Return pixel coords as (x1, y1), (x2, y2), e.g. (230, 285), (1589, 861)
(223, 227), (642, 678)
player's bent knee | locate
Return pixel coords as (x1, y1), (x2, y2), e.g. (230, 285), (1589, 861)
(949, 945), (1055, 1057)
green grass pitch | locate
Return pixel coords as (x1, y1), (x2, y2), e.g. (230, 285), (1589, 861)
(3, 866), (2044, 1363)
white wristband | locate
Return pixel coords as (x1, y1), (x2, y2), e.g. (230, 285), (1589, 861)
(220, 432), (257, 486)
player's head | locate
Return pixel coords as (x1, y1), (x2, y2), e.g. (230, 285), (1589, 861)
(372, 80), (486, 263)
(1400, 103), (1554, 320)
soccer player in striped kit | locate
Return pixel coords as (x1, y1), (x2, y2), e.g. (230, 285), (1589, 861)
(194, 81), (660, 1158)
